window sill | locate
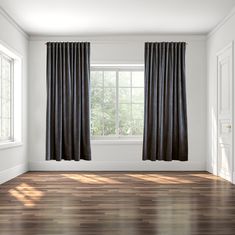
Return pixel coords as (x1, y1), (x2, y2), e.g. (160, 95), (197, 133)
(0, 141), (23, 150)
(91, 139), (143, 145)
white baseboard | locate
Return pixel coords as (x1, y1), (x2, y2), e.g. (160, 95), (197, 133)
(0, 163), (28, 184)
(29, 161), (205, 171)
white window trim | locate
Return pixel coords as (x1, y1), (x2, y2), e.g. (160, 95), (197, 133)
(0, 41), (23, 149)
(0, 52), (14, 142)
(90, 64), (144, 140)
(91, 139), (143, 145)
(0, 141), (22, 150)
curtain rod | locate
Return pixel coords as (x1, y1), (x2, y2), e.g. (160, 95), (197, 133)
(44, 42), (188, 45)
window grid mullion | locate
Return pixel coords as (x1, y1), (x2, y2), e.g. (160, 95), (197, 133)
(130, 71), (133, 135)
(10, 61), (14, 140)
(116, 70), (119, 137)
(102, 71), (104, 136)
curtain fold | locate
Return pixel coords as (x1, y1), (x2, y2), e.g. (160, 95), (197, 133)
(143, 42), (188, 161)
(46, 42), (91, 161)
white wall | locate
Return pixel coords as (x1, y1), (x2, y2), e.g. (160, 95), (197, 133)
(28, 35), (207, 171)
(0, 9), (28, 183)
(207, 10), (235, 182)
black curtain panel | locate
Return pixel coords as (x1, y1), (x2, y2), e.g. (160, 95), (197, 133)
(46, 42), (91, 161)
(143, 42), (188, 161)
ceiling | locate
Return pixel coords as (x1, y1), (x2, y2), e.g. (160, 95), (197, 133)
(0, 0), (235, 36)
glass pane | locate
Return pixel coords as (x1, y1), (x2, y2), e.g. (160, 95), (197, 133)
(104, 71), (116, 87)
(91, 71), (103, 87)
(1, 118), (10, 138)
(103, 104), (116, 135)
(2, 59), (11, 82)
(103, 103), (115, 120)
(103, 120), (116, 135)
(91, 88), (103, 108)
(104, 88), (116, 104)
(132, 88), (144, 103)
(119, 104), (131, 135)
(132, 71), (144, 87)
(2, 79), (11, 100)
(91, 104), (103, 136)
(132, 104), (144, 119)
(119, 88), (131, 103)
(119, 72), (131, 87)
(91, 103), (102, 119)
(132, 119), (143, 135)
(119, 103), (131, 119)
(119, 120), (132, 136)
(91, 119), (103, 136)
(2, 99), (10, 118)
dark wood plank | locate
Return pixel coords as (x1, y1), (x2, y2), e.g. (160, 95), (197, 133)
(0, 171), (235, 235)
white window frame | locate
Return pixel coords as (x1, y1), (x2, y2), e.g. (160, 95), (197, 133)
(0, 41), (23, 149)
(0, 51), (14, 142)
(90, 64), (144, 140)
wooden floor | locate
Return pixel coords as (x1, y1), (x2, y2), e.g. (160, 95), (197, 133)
(0, 172), (235, 235)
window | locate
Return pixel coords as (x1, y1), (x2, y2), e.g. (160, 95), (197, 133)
(0, 43), (22, 148)
(91, 65), (144, 138)
(0, 52), (13, 141)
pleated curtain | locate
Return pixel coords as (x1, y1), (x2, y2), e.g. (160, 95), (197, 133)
(143, 42), (188, 161)
(46, 42), (91, 161)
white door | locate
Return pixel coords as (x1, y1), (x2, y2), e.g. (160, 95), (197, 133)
(217, 43), (233, 182)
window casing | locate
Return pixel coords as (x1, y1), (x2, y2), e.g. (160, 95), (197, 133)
(91, 65), (144, 139)
(0, 52), (13, 142)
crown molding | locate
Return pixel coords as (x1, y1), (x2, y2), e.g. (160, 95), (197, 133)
(207, 6), (235, 39)
(0, 7), (29, 39)
(29, 34), (206, 43)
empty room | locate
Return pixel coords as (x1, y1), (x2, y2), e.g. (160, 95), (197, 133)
(0, 0), (235, 234)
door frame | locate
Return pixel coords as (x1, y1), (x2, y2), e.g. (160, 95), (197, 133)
(216, 41), (234, 183)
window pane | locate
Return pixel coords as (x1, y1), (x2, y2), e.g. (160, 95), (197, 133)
(103, 120), (116, 135)
(2, 79), (10, 100)
(91, 111), (103, 135)
(90, 68), (144, 138)
(132, 119), (143, 135)
(91, 71), (103, 87)
(132, 104), (144, 119)
(119, 120), (132, 135)
(91, 88), (103, 108)
(91, 119), (103, 136)
(104, 71), (116, 87)
(119, 88), (131, 103)
(119, 103), (131, 119)
(104, 88), (116, 104)
(2, 99), (11, 118)
(132, 71), (144, 87)
(2, 59), (11, 81)
(119, 72), (131, 87)
(0, 56), (12, 140)
(103, 104), (116, 135)
(132, 88), (144, 103)
(1, 118), (10, 138)
(119, 104), (131, 135)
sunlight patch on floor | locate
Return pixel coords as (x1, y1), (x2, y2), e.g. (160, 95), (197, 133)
(189, 173), (220, 180)
(9, 183), (44, 207)
(62, 174), (121, 184)
(127, 174), (193, 184)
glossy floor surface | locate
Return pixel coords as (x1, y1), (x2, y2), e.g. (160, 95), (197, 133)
(0, 172), (235, 235)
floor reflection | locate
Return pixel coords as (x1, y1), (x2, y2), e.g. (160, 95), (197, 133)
(9, 183), (44, 207)
(127, 174), (193, 184)
(62, 174), (121, 184)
